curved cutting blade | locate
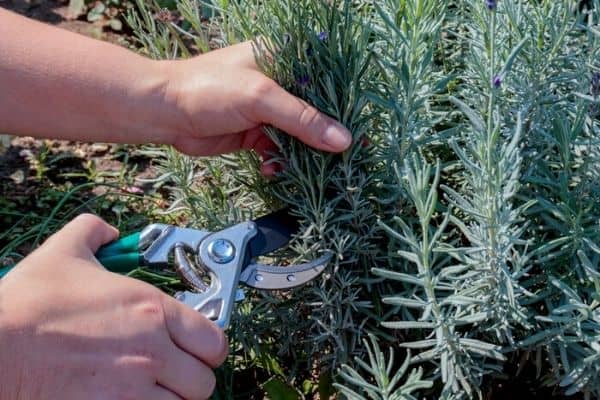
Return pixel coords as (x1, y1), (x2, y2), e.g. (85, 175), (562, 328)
(239, 253), (332, 290)
(247, 208), (299, 259)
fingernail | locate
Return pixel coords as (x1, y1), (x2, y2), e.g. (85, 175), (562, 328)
(322, 124), (352, 150)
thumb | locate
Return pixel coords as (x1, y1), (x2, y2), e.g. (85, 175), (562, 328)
(44, 214), (119, 256)
(253, 81), (352, 152)
(161, 294), (228, 368)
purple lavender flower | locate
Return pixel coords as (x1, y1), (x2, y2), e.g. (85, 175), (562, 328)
(493, 75), (502, 88)
(486, 0), (497, 10)
(318, 31), (329, 41)
(590, 72), (600, 97)
(296, 75), (310, 88)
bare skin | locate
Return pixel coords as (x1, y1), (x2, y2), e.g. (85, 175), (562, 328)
(0, 215), (228, 400)
(0, 8), (351, 174)
(0, 8), (351, 400)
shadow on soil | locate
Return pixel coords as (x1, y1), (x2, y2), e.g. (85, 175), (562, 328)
(0, 0), (65, 23)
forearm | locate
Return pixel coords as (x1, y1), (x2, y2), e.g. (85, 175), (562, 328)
(0, 9), (175, 144)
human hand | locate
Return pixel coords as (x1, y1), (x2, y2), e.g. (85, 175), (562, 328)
(159, 41), (352, 175)
(0, 214), (227, 400)
(1, 12), (350, 166)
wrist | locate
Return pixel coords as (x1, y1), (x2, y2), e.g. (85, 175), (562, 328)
(122, 59), (181, 146)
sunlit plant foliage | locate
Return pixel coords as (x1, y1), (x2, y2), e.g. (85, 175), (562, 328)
(128, 0), (600, 398)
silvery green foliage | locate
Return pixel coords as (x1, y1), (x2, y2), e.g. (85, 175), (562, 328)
(334, 335), (433, 400)
(209, 0), (388, 370)
(366, 1), (514, 396)
(244, 1), (382, 367)
(126, 0), (600, 398)
(137, 146), (267, 230)
(469, 1), (600, 397)
(377, 157), (508, 398)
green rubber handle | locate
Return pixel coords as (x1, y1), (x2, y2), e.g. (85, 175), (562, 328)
(97, 252), (142, 273)
(95, 232), (142, 272)
(96, 232), (141, 258)
(0, 265), (12, 279)
(0, 232), (143, 279)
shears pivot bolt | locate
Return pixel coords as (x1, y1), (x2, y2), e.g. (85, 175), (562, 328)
(207, 239), (235, 264)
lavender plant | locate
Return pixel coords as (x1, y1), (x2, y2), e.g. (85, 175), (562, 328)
(127, 0), (600, 398)
(335, 334), (433, 400)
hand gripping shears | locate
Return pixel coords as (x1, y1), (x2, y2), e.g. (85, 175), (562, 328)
(0, 209), (331, 329)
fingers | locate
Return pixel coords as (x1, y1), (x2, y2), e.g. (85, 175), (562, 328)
(150, 385), (184, 400)
(250, 129), (278, 158)
(252, 81), (352, 152)
(260, 163), (277, 176)
(160, 294), (228, 368)
(157, 344), (217, 400)
(172, 129), (281, 176)
(44, 213), (119, 256)
(236, 39), (352, 152)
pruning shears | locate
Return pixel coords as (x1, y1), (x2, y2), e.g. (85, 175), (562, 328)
(0, 209), (331, 329)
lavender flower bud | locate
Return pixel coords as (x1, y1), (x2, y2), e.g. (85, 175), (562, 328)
(296, 75), (310, 88)
(590, 72), (600, 97)
(493, 75), (502, 88)
(486, 0), (497, 10)
(318, 31), (329, 41)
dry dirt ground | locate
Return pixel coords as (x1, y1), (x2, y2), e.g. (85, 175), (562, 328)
(0, 0), (127, 44)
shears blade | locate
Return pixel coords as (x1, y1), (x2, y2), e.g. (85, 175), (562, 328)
(247, 208), (299, 259)
(239, 253), (332, 290)
(241, 208), (331, 290)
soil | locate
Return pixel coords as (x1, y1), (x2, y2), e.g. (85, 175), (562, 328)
(0, 0), (127, 45)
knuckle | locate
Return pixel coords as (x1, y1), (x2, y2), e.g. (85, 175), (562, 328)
(247, 78), (276, 114)
(298, 105), (323, 131)
(72, 213), (105, 227)
(136, 296), (167, 327)
(132, 350), (165, 376)
(139, 301), (163, 318)
(249, 78), (275, 101)
(138, 290), (165, 312)
(145, 355), (166, 376)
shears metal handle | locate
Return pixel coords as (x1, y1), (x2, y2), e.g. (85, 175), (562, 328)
(128, 221), (330, 329)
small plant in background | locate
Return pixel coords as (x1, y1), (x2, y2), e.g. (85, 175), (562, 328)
(126, 0), (600, 398)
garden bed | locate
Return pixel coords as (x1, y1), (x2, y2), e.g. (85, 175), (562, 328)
(1, 1), (598, 399)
